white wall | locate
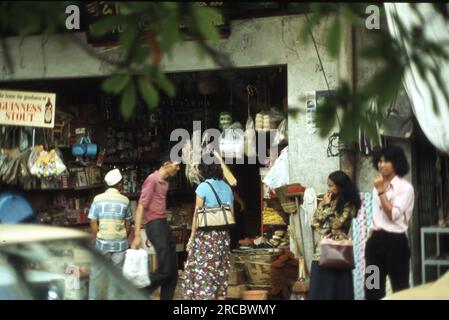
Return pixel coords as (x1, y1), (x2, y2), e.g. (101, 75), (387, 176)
(0, 14), (349, 191)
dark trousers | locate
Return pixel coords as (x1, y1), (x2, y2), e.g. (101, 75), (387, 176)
(364, 230), (410, 300)
(145, 219), (178, 300)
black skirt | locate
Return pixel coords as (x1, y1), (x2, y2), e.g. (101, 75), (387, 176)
(308, 261), (354, 300)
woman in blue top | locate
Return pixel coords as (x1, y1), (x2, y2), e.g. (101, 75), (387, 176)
(181, 155), (234, 300)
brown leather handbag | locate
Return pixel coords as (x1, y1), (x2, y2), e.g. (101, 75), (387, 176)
(319, 235), (355, 270)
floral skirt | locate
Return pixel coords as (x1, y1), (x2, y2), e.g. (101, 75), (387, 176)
(181, 230), (231, 300)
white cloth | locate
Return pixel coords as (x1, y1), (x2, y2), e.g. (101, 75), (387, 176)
(385, 3), (449, 153)
(302, 187), (317, 227)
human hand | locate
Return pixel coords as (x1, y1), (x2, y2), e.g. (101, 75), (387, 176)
(131, 235), (141, 249)
(374, 174), (385, 193)
(323, 192), (332, 204)
(186, 239), (193, 251)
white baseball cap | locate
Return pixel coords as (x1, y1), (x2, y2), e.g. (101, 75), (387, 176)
(104, 168), (122, 186)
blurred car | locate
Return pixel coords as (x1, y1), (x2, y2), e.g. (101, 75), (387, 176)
(383, 271), (449, 300)
(0, 224), (147, 300)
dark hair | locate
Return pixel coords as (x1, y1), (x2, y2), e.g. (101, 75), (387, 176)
(159, 153), (174, 167)
(198, 156), (223, 180)
(371, 145), (409, 177)
(328, 170), (361, 217)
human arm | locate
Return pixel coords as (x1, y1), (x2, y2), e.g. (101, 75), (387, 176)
(186, 195), (204, 251)
(374, 174), (394, 220)
(89, 220), (98, 240)
(131, 204), (144, 249)
(233, 189), (246, 212)
(131, 178), (155, 249)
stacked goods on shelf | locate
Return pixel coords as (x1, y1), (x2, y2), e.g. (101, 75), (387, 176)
(267, 230), (290, 248)
(262, 206), (285, 225)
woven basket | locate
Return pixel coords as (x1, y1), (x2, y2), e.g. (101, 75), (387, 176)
(241, 252), (280, 286)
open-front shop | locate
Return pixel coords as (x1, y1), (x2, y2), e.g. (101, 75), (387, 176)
(1, 64), (311, 299)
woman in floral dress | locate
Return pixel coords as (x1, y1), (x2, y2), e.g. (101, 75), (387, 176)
(182, 156), (234, 300)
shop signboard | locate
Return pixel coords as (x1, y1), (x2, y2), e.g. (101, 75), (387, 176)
(0, 90), (56, 128)
(83, 1), (230, 46)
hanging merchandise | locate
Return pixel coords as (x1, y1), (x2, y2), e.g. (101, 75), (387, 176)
(219, 112), (232, 130)
(29, 145), (67, 179)
(245, 85), (257, 158)
(0, 147), (32, 185)
(301, 187), (317, 228)
(255, 111), (265, 131)
(262, 146), (289, 190)
(71, 131), (98, 159)
(274, 119), (288, 146)
(183, 132), (203, 186)
(219, 122), (245, 159)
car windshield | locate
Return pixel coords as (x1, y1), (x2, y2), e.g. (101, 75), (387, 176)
(0, 238), (147, 300)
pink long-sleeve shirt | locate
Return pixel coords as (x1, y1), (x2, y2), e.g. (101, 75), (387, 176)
(139, 171), (169, 224)
(371, 175), (415, 234)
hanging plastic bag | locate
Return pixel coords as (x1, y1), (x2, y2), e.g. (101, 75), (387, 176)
(263, 146), (289, 189)
(122, 249), (151, 288)
(274, 119), (288, 146)
(268, 108), (285, 129)
(183, 138), (202, 186)
(30, 148), (67, 178)
(244, 116), (257, 157)
(219, 122), (245, 159)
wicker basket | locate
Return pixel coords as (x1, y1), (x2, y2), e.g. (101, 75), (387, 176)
(240, 251), (280, 286)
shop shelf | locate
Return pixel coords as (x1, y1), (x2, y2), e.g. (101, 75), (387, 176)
(25, 184), (104, 192)
(103, 159), (159, 165)
(73, 184), (105, 191)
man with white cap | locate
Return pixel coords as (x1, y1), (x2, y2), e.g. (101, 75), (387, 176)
(88, 168), (133, 300)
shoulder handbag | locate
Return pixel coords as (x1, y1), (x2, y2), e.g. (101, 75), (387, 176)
(196, 181), (236, 231)
(319, 232), (354, 270)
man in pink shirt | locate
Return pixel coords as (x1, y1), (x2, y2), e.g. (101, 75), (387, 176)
(365, 145), (415, 300)
(131, 155), (180, 300)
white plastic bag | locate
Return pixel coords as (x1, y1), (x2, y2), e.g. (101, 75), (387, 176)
(122, 249), (151, 288)
(219, 122), (245, 159)
(274, 119), (288, 145)
(262, 146), (289, 189)
(244, 116), (257, 157)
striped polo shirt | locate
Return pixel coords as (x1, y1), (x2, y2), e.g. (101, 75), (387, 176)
(88, 188), (133, 252)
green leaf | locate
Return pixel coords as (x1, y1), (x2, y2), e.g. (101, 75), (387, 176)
(102, 74), (131, 94)
(192, 5), (221, 42)
(120, 82), (136, 121)
(138, 76), (159, 110)
(90, 15), (123, 38)
(154, 69), (176, 97)
(161, 2), (177, 10)
(326, 16), (342, 58)
(119, 23), (139, 51)
(160, 13), (181, 52)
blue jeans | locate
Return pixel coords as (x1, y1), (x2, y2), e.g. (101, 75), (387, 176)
(89, 249), (126, 300)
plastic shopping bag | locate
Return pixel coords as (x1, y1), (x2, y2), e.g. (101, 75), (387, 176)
(262, 146), (289, 189)
(219, 122), (245, 159)
(122, 249), (151, 288)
